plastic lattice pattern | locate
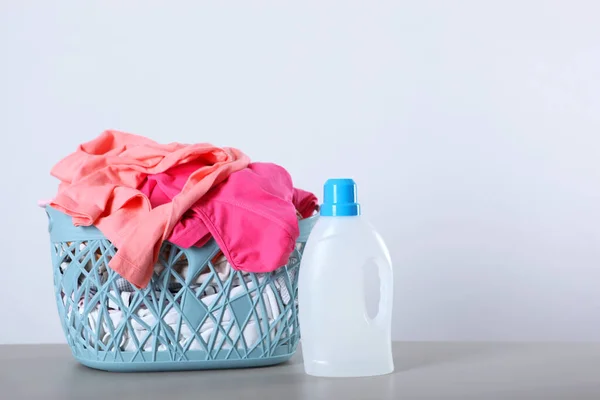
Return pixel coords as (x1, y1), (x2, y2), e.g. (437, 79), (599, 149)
(47, 207), (315, 371)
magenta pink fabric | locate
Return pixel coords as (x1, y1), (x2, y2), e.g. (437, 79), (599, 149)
(139, 162), (318, 274)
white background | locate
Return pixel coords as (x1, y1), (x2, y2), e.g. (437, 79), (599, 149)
(1, 1), (599, 344)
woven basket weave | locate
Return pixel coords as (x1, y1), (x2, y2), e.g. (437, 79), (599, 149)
(46, 206), (317, 372)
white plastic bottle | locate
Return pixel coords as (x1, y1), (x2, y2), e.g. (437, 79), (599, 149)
(298, 178), (394, 377)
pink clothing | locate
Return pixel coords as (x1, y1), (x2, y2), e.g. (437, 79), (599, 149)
(50, 130), (249, 288)
(293, 188), (319, 219)
(140, 162), (318, 274)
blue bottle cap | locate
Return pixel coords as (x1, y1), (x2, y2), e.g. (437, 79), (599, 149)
(320, 178), (361, 217)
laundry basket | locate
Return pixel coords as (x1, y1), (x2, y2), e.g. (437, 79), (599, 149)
(46, 206), (317, 372)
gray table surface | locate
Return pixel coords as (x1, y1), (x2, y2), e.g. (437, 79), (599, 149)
(1, 342), (599, 399)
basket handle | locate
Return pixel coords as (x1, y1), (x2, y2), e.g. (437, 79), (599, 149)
(46, 206), (106, 242)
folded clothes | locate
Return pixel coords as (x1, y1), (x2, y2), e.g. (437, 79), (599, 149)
(140, 162), (317, 274)
(49, 130), (250, 288)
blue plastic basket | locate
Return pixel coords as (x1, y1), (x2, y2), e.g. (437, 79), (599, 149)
(46, 206), (317, 372)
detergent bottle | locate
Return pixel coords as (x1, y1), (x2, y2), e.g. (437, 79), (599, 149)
(298, 178), (394, 377)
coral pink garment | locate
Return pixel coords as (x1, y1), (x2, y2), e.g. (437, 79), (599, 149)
(139, 162), (318, 273)
(50, 130), (250, 288)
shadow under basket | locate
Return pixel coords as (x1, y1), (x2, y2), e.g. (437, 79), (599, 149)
(46, 207), (317, 372)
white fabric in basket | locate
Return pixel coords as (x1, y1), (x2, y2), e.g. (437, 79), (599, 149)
(79, 277), (282, 352)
